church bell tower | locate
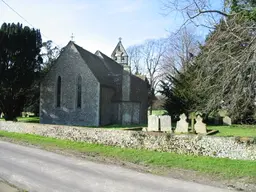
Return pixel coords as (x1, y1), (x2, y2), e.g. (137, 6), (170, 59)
(111, 37), (128, 65)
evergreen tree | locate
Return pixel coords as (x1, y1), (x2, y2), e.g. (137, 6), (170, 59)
(0, 22), (42, 120)
(159, 62), (205, 120)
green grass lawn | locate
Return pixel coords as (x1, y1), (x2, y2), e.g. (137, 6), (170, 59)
(0, 116), (39, 123)
(0, 130), (255, 181)
(150, 110), (167, 116)
(209, 125), (256, 137)
(17, 117), (40, 123)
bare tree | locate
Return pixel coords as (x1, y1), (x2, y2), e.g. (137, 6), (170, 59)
(127, 45), (143, 74)
(162, 0), (228, 29)
(141, 38), (169, 114)
(164, 27), (200, 71)
(127, 38), (169, 114)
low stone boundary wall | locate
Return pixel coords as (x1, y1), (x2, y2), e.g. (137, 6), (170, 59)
(0, 121), (255, 160)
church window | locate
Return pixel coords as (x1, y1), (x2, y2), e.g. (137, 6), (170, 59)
(117, 45), (121, 51)
(77, 75), (82, 108)
(56, 76), (61, 107)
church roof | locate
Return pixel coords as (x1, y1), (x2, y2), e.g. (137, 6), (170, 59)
(73, 43), (115, 88)
(95, 51), (123, 74)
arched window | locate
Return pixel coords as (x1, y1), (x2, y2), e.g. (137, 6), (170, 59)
(77, 76), (82, 108)
(56, 76), (61, 107)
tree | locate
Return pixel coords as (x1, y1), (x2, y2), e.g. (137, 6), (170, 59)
(160, 62), (204, 121)
(160, 0), (256, 123)
(162, 0), (256, 28)
(192, 17), (256, 123)
(41, 40), (60, 73)
(127, 38), (169, 114)
(164, 27), (200, 72)
(159, 27), (201, 120)
(127, 45), (143, 75)
(22, 40), (61, 116)
(0, 23), (42, 120)
(141, 38), (168, 114)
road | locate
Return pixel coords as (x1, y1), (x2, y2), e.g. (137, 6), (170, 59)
(0, 141), (231, 192)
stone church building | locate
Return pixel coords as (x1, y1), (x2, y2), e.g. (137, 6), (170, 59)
(40, 39), (148, 126)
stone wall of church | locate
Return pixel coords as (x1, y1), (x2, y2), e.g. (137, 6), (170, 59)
(130, 75), (148, 124)
(122, 66), (131, 101)
(117, 68), (148, 125)
(40, 43), (100, 126)
(100, 86), (115, 125)
(120, 102), (141, 125)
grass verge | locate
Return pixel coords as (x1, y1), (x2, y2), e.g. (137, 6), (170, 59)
(0, 130), (255, 182)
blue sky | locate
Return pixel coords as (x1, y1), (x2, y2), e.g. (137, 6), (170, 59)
(0, 0), (216, 55)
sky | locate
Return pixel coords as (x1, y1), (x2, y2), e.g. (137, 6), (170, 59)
(0, 0), (218, 56)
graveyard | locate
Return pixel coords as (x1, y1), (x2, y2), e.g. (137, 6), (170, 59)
(1, 114), (255, 137)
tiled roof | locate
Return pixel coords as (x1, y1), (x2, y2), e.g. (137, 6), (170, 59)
(73, 43), (115, 88)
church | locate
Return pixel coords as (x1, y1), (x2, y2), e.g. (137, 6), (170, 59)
(40, 38), (148, 126)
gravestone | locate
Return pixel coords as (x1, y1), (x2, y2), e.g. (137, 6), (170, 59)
(175, 113), (188, 133)
(223, 116), (232, 126)
(159, 115), (172, 132)
(148, 115), (159, 131)
(194, 115), (207, 134)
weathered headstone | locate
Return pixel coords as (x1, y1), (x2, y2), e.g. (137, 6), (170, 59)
(194, 115), (207, 134)
(223, 116), (232, 126)
(175, 113), (188, 133)
(148, 115), (159, 131)
(159, 115), (172, 132)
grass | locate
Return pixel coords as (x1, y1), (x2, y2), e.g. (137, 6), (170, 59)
(151, 110), (167, 116)
(17, 117), (40, 123)
(0, 130), (255, 181)
(0, 117), (39, 123)
(209, 125), (256, 137)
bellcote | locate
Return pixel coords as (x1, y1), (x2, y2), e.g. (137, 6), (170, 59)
(111, 37), (128, 65)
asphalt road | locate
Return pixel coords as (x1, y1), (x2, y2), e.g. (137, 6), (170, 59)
(0, 141), (231, 192)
